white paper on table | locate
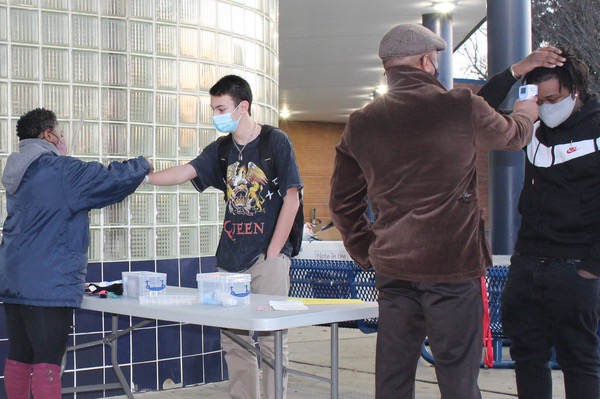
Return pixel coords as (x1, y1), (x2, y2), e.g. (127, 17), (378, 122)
(269, 300), (309, 311)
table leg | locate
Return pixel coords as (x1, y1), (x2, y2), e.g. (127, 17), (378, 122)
(110, 314), (135, 399)
(62, 314), (147, 397)
(274, 330), (283, 399)
(331, 323), (339, 399)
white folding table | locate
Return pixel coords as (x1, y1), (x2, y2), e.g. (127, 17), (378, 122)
(68, 286), (378, 399)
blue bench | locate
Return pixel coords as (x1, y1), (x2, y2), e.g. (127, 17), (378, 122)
(418, 265), (528, 368)
(288, 259), (561, 369)
(289, 259), (377, 333)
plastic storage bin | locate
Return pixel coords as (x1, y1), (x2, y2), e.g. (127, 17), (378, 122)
(122, 271), (167, 298)
(196, 272), (251, 306)
(139, 294), (197, 306)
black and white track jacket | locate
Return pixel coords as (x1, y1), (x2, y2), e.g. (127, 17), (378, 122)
(479, 69), (600, 276)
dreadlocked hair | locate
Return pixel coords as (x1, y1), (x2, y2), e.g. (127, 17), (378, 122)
(524, 46), (591, 102)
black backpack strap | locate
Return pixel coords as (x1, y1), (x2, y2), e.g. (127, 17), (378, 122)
(259, 125), (303, 257)
(258, 125), (277, 193)
(258, 125), (304, 257)
(217, 133), (233, 201)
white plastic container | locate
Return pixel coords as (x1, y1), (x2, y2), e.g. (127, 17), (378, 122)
(139, 294), (197, 306)
(196, 272), (251, 306)
(122, 271), (167, 298)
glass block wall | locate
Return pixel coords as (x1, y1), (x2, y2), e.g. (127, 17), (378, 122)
(0, 0), (279, 260)
(0, 0), (280, 396)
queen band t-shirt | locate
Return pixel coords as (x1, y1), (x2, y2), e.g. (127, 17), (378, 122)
(188, 126), (302, 272)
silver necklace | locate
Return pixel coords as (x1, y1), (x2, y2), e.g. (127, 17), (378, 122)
(232, 123), (257, 161)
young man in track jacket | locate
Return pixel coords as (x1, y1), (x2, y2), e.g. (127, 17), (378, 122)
(479, 46), (600, 399)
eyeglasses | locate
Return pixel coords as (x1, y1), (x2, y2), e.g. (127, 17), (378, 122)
(46, 128), (63, 140)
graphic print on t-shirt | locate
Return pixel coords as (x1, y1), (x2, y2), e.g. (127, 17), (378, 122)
(226, 161), (269, 216)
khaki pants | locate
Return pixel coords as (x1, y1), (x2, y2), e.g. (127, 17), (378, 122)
(220, 254), (291, 399)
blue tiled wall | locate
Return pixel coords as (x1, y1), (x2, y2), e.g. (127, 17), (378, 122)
(0, 256), (222, 399)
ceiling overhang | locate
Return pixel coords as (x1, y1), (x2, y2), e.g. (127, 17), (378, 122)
(279, 1), (487, 123)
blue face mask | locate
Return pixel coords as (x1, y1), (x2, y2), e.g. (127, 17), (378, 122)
(422, 56), (440, 79)
(432, 62), (440, 79)
(212, 103), (243, 133)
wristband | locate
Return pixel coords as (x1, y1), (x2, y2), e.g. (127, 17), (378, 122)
(144, 175), (150, 184)
(510, 65), (520, 80)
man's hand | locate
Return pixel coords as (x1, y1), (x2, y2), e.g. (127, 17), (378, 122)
(511, 46), (566, 79)
(513, 96), (539, 122)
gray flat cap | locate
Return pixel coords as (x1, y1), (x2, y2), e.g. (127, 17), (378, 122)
(379, 23), (447, 59)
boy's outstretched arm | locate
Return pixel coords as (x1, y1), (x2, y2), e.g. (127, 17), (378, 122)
(147, 164), (198, 186)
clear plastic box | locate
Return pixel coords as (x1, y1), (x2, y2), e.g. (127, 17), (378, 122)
(196, 272), (251, 306)
(122, 271), (167, 298)
(139, 295), (197, 306)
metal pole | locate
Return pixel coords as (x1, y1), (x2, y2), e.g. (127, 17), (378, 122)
(422, 12), (453, 90)
(487, 0), (532, 254)
(110, 314), (135, 399)
(330, 323), (339, 399)
(274, 330), (283, 399)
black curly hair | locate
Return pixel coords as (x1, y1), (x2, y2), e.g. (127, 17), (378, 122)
(16, 108), (58, 141)
(523, 46), (591, 102)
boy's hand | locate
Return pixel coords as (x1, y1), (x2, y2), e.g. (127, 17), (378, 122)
(511, 47), (566, 79)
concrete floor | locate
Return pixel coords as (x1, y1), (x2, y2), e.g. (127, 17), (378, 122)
(113, 326), (567, 399)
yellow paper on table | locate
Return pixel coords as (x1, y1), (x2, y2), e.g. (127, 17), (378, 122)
(288, 297), (365, 305)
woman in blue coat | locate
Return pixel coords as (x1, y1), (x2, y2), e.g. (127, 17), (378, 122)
(0, 108), (151, 398)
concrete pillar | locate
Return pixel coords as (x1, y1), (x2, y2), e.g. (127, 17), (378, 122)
(422, 12), (453, 90)
(487, 0), (532, 254)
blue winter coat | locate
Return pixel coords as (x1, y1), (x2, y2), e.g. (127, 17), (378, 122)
(0, 140), (151, 308)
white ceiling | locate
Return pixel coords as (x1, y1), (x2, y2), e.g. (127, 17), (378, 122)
(278, 0), (487, 123)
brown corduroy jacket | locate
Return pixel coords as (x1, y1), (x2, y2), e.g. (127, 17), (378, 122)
(329, 65), (534, 283)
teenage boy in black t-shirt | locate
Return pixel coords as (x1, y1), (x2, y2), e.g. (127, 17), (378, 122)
(148, 75), (302, 399)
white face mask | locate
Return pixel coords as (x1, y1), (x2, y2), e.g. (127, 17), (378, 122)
(538, 94), (577, 128)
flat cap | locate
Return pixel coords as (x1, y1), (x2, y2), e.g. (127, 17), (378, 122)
(379, 23), (447, 59)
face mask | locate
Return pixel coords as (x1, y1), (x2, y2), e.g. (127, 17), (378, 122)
(432, 62), (440, 79)
(538, 94), (577, 128)
(421, 56), (440, 79)
(212, 103), (243, 133)
(51, 132), (68, 156)
(56, 138), (68, 156)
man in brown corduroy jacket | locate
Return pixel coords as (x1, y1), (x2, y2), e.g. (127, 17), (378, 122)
(329, 23), (539, 399)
